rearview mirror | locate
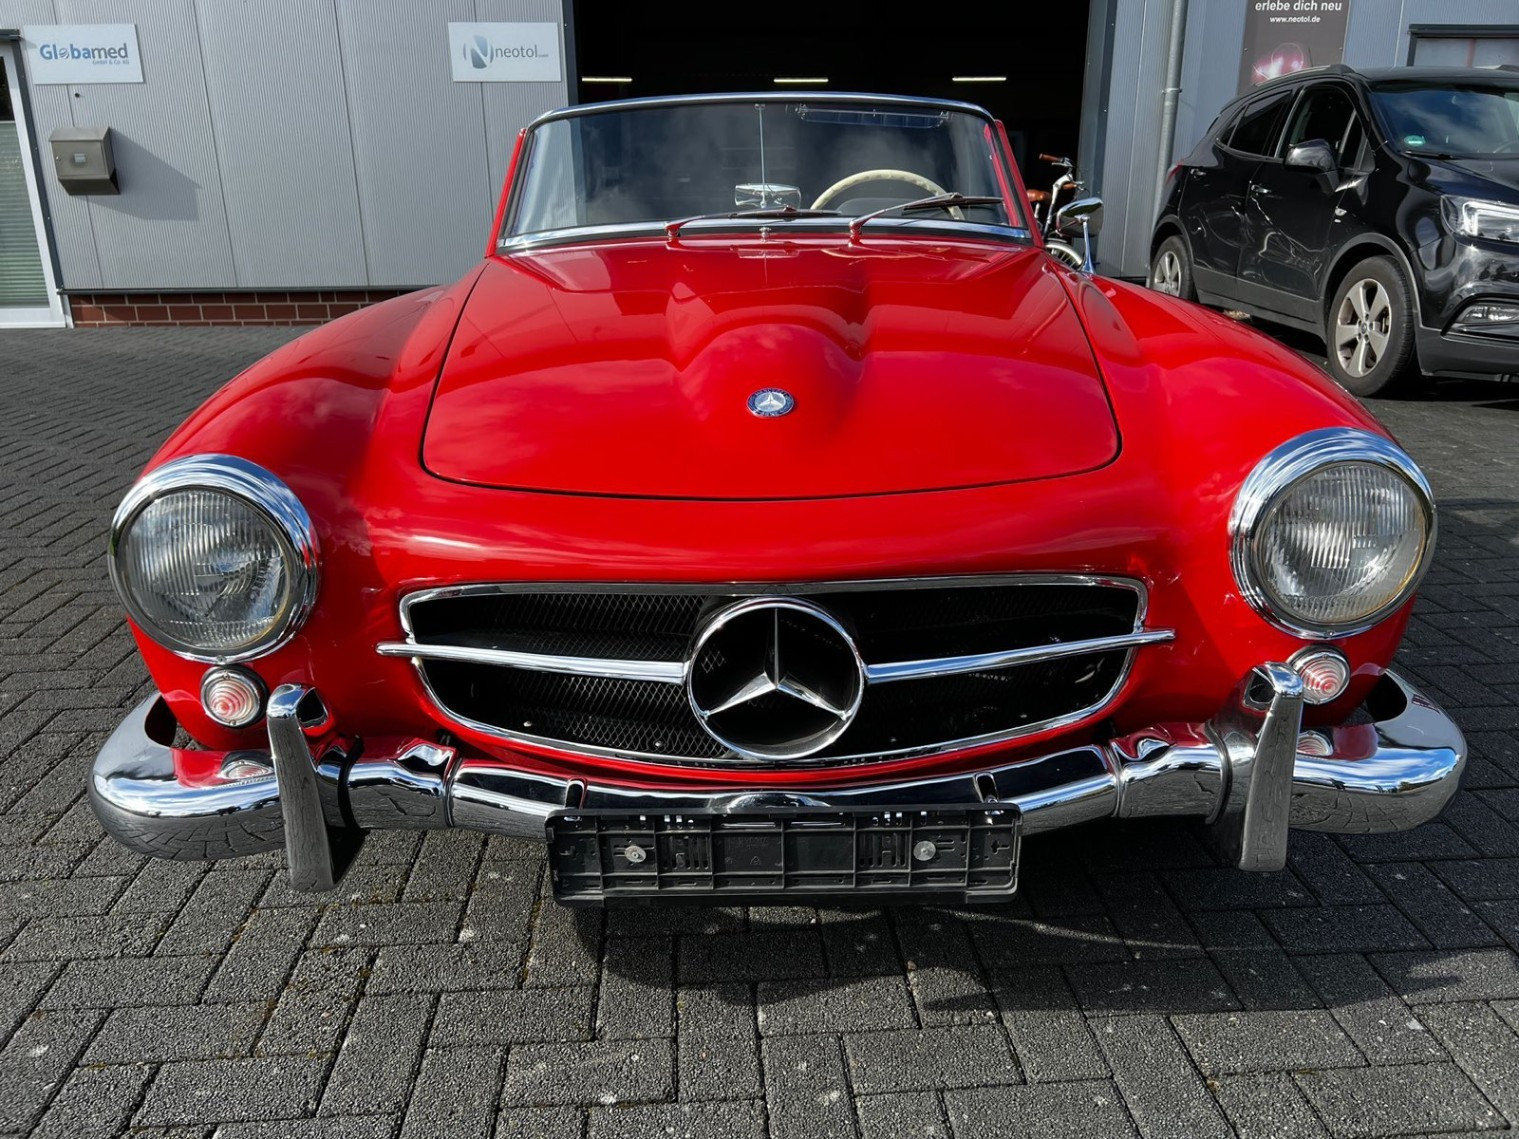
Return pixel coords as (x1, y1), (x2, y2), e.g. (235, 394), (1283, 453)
(734, 183), (801, 210)
(1286, 139), (1337, 174)
(1055, 197), (1104, 238)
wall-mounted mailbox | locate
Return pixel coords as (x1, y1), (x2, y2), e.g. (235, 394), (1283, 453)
(49, 127), (117, 195)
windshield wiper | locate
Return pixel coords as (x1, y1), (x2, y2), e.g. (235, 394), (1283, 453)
(665, 206), (842, 240)
(848, 193), (1005, 240)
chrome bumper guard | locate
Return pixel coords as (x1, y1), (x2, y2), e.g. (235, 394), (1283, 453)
(89, 667), (1465, 891)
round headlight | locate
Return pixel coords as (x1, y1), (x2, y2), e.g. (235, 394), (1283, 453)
(109, 456), (319, 662)
(1231, 429), (1435, 638)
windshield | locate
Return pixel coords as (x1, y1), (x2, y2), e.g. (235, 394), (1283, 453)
(505, 99), (1022, 241)
(1369, 80), (1519, 158)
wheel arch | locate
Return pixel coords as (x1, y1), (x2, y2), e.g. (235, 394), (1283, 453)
(1322, 236), (1424, 334)
(1150, 216), (1187, 260)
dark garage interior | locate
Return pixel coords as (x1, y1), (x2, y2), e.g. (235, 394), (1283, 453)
(569, 1), (1092, 189)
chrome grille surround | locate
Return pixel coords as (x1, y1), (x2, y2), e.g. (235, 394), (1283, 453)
(379, 575), (1174, 769)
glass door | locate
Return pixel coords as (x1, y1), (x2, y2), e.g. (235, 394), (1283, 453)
(0, 46), (65, 327)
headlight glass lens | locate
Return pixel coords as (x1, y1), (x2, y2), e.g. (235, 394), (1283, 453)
(1252, 461), (1428, 629)
(117, 489), (296, 656)
(1441, 196), (1519, 243)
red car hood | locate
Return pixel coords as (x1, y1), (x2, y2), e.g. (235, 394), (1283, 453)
(422, 238), (1119, 499)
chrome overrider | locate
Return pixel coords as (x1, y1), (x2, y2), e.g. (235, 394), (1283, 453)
(88, 666), (1465, 892)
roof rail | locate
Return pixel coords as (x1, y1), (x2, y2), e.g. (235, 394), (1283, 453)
(1252, 62), (1361, 89)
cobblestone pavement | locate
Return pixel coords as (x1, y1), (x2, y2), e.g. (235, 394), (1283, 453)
(0, 325), (1516, 1139)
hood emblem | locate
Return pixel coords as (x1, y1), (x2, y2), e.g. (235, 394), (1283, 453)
(747, 388), (795, 417)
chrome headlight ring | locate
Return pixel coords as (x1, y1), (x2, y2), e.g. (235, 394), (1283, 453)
(1229, 428), (1437, 640)
(108, 455), (320, 663)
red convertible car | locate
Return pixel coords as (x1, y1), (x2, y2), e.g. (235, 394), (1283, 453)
(93, 93), (1464, 905)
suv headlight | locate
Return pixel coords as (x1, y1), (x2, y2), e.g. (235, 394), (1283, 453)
(1230, 429), (1435, 638)
(108, 455), (319, 662)
(1441, 196), (1519, 243)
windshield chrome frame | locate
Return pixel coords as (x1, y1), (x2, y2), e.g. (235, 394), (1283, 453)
(498, 92), (1027, 252)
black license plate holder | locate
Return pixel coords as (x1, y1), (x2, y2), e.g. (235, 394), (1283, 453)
(547, 804), (1020, 904)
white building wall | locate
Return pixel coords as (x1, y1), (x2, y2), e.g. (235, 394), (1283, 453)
(0, 0), (569, 291)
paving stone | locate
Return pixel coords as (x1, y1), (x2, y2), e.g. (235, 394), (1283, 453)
(30, 1062), (153, 1139)
(398, 1047), (502, 1139)
(854, 1091), (947, 1139)
(1431, 858), (1519, 903)
(598, 936), (675, 1039)
(1371, 948), (1519, 1004)
(1295, 1062), (1505, 1138)
(318, 992), (433, 1116)
(971, 913), (1129, 968)
(367, 941), (524, 994)
(1210, 1072), (1331, 1139)
(761, 1034), (853, 1139)
(586, 1099), (766, 1139)
(1286, 834), (1383, 906)
(1420, 1001), (1519, 1125)
(1295, 953), (1447, 1065)
(522, 896), (601, 988)
(945, 1081), (1138, 1139)
(1065, 958), (1239, 1016)
(429, 985), (594, 1047)
(1261, 905), (1428, 954)
(495, 1107), (583, 1139)
(896, 918), (996, 1026)
(1172, 1010), (1361, 1075)
(1365, 862), (1504, 949)
(87, 1002), (266, 1063)
(678, 929), (825, 985)
(2, 913), (166, 961)
(678, 1032), (762, 1102)
(675, 984), (757, 1039)
(990, 966), (1108, 1083)
(1092, 1015), (1233, 1139)
(257, 948), (369, 1057)
(211, 1117), (397, 1139)
(819, 910), (901, 976)
(1163, 867), (1316, 911)
(135, 1057), (327, 1126)
(757, 975), (915, 1035)
(503, 1039), (674, 1108)
(310, 902), (463, 948)
(0, 1009), (103, 1132)
(1097, 873), (1204, 959)
(39, 953), (215, 1009)
(843, 1024), (1018, 1093)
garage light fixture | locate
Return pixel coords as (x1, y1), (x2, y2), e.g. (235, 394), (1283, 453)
(774, 77), (827, 84)
(953, 76), (1007, 82)
(582, 76), (633, 84)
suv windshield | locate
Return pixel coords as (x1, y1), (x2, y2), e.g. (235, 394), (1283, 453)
(1369, 79), (1519, 158)
(505, 99), (1021, 241)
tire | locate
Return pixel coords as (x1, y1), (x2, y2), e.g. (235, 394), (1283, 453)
(1325, 256), (1417, 397)
(1148, 234), (1195, 301)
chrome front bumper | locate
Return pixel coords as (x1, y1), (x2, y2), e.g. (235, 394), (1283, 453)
(89, 667), (1466, 892)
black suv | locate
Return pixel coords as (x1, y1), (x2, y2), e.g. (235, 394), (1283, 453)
(1151, 65), (1519, 395)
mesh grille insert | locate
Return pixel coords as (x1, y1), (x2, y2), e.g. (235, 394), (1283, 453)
(407, 580), (1145, 765)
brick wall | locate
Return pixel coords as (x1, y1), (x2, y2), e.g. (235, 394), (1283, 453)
(66, 289), (419, 327)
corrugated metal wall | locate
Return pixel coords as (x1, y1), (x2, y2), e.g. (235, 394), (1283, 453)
(1097, 0), (1519, 280)
(0, 0), (567, 291)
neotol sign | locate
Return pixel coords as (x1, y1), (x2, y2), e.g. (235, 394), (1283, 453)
(447, 23), (561, 82)
(22, 25), (144, 85)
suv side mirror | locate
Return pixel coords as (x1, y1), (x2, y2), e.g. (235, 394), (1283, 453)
(1055, 197), (1104, 238)
(1286, 139), (1338, 174)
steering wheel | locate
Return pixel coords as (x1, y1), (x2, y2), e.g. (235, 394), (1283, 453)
(810, 169), (963, 219)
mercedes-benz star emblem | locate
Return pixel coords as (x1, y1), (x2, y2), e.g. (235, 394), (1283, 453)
(747, 388), (795, 417)
(686, 597), (865, 760)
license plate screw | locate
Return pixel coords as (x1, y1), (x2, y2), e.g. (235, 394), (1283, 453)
(624, 843), (648, 865)
(912, 840), (937, 863)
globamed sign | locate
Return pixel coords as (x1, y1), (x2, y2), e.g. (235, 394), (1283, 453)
(447, 23), (561, 82)
(22, 25), (144, 85)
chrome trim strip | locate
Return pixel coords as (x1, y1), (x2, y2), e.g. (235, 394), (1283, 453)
(526, 91), (998, 129)
(385, 575), (1162, 770)
(498, 218), (1032, 254)
(1228, 428), (1438, 640)
(375, 641), (686, 684)
(107, 454), (321, 665)
(864, 629), (1175, 684)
